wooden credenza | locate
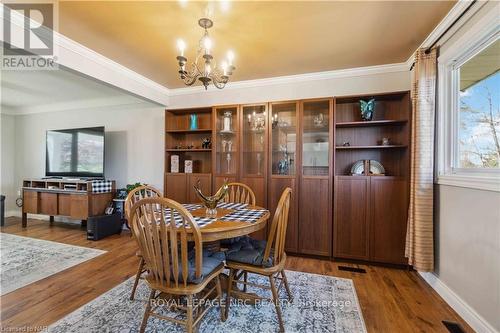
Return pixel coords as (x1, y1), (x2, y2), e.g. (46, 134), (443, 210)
(22, 179), (115, 227)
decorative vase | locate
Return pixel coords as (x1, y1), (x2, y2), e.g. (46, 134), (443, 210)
(189, 114), (198, 130)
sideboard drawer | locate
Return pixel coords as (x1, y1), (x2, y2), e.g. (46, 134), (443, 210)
(23, 191), (39, 214)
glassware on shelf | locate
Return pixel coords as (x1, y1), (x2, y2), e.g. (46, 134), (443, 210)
(221, 111), (233, 134)
(242, 105), (267, 176)
(271, 103), (297, 176)
(302, 100), (330, 176)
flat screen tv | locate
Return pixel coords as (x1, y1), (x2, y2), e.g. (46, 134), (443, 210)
(46, 126), (105, 178)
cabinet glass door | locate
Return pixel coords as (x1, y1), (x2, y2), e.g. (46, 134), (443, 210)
(242, 104), (267, 176)
(215, 106), (238, 176)
(271, 103), (297, 176)
(301, 100), (330, 176)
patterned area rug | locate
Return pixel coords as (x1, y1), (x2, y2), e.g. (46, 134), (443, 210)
(0, 233), (106, 295)
(49, 270), (366, 333)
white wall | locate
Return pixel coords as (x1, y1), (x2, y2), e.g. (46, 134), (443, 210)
(435, 185), (500, 332)
(0, 113), (16, 213)
(9, 103), (164, 216)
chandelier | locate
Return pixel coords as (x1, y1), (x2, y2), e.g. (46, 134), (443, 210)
(175, 18), (235, 90)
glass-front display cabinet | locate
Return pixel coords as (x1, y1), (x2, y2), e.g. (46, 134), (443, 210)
(298, 99), (332, 256)
(214, 106), (239, 188)
(301, 100), (330, 176)
(242, 104), (267, 177)
(269, 101), (299, 252)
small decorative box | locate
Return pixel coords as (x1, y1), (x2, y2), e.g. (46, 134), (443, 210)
(171, 155), (179, 173)
(185, 160), (193, 173)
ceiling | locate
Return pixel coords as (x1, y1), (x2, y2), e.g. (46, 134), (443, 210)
(0, 67), (158, 115)
(57, 1), (456, 89)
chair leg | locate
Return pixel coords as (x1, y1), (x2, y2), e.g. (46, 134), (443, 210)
(243, 271), (248, 292)
(216, 275), (226, 322)
(224, 268), (234, 320)
(281, 270), (293, 303)
(130, 257), (145, 300)
(139, 289), (155, 333)
(186, 294), (194, 333)
(269, 275), (285, 333)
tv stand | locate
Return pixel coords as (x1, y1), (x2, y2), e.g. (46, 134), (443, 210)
(21, 178), (115, 228)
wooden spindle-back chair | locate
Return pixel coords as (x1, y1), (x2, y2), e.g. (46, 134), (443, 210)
(225, 188), (292, 333)
(129, 197), (225, 333)
(224, 182), (256, 206)
(124, 185), (162, 300)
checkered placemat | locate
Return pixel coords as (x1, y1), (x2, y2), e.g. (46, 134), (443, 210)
(219, 208), (268, 223)
(217, 202), (249, 210)
(163, 208), (216, 228)
(182, 203), (203, 211)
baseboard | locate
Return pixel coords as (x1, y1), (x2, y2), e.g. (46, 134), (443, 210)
(419, 272), (498, 333)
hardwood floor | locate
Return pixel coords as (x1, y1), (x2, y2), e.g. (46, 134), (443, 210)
(1, 216), (473, 332)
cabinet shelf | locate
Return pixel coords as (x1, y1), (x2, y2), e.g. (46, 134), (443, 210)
(335, 120), (408, 127)
(166, 128), (212, 133)
(166, 149), (212, 152)
(335, 145), (407, 150)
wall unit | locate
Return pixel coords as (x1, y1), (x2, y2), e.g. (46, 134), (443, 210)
(333, 91), (410, 265)
(164, 108), (213, 203)
(164, 91), (410, 265)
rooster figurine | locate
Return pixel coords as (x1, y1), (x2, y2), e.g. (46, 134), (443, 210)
(193, 180), (229, 217)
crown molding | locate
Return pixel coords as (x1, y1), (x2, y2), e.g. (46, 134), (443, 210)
(1, 96), (160, 116)
(168, 62), (409, 96)
(0, 4), (169, 106)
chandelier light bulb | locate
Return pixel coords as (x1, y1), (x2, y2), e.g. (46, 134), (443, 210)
(227, 50), (234, 65)
(205, 63), (211, 74)
(177, 39), (186, 56)
(221, 61), (228, 76)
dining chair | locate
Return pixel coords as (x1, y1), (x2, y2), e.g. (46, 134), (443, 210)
(130, 197), (226, 333)
(224, 182), (256, 205)
(224, 187), (292, 333)
(124, 185), (162, 300)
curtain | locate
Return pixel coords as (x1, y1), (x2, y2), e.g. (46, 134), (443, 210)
(405, 47), (438, 272)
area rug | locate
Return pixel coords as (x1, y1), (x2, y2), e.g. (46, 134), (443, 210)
(48, 270), (367, 333)
(0, 233), (106, 295)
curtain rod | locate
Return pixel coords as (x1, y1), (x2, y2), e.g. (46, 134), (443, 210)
(410, 0), (477, 71)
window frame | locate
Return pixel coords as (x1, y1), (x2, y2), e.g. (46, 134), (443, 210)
(437, 13), (500, 192)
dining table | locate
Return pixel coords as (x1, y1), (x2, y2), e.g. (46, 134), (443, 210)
(177, 202), (271, 243)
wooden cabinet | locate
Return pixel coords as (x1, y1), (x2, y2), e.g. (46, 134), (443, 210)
(334, 176), (369, 260)
(23, 191), (39, 214)
(298, 99), (333, 256)
(165, 173), (212, 203)
(333, 92), (410, 265)
(370, 177), (408, 264)
(299, 177), (331, 256)
(269, 101), (299, 252)
(334, 176), (408, 264)
(165, 173), (188, 203)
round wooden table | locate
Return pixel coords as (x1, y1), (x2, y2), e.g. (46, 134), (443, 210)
(190, 206), (270, 242)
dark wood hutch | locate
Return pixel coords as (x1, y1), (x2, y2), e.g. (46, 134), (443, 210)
(164, 91), (411, 265)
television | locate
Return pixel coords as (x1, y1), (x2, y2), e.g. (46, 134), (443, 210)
(46, 126), (105, 178)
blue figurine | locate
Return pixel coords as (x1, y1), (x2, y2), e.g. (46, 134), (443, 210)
(360, 99), (375, 121)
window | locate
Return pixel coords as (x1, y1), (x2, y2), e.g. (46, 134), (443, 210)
(437, 15), (500, 192)
(457, 40), (500, 169)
